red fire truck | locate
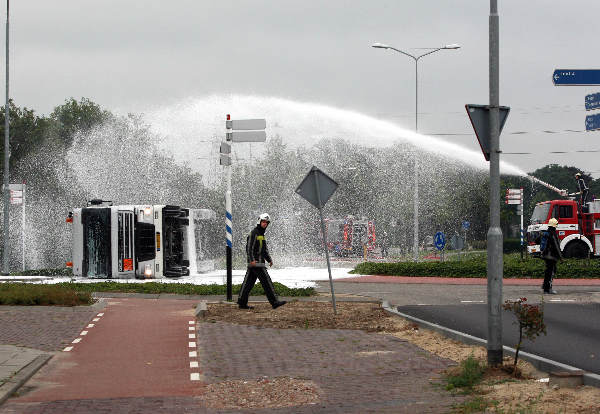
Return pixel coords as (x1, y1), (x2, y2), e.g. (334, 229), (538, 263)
(324, 216), (376, 257)
(527, 198), (600, 258)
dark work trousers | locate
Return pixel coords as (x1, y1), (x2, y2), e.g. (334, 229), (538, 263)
(237, 266), (278, 306)
(542, 259), (557, 292)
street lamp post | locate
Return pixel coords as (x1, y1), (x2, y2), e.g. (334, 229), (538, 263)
(372, 42), (460, 262)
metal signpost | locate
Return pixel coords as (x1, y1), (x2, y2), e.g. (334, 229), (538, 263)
(2, 1), (10, 275)
(295, 166), (339, 314)
(552, 69), (600, 86)
(8, 183), (25, 271)
(221, 116), (266, 301)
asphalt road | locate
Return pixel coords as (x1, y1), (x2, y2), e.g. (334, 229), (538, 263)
(396, 303), (600, 375)
(319, 279), (600, 374)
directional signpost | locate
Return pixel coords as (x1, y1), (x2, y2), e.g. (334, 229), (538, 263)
(552, 69), (600, 86)
(222, 115), (267, 301)
(553, 69), (600, 131)
(296, 166), (339, 314)
(585, 92), (600, 111)
(8, 183), (26, 271)
(465, 104), (511, 161)
(506, 188), (524, 258)
(585, 113), (600, 132)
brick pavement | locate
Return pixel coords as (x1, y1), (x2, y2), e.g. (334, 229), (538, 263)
(0, 298), (464, 413)
(0, 302), (105, 351)
(194, 323), (463, 413)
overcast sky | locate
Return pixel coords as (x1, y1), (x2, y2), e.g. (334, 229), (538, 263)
(4, 1), (600, 177)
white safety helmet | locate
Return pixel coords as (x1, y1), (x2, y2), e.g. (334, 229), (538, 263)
(257, 213), (271, 225)
(548, 218), (558, 228)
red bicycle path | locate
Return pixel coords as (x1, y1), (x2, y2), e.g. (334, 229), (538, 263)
(11, 298), (203, 402)
(338, 275), (600, 285)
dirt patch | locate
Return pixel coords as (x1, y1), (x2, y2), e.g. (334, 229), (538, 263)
(201, 377), (321, 410)
(202, 301), (600, 413)
(204, 301), (397, 332)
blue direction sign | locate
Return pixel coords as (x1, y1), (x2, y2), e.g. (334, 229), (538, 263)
(586, 113), (600, 131)
(434, 231), (446, 251)
(462, 221), (470, 230)
(585, 92), (600, 111)
(552, 69), (600, 86)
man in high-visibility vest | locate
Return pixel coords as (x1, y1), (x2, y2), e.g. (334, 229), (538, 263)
(237, 213), (286, 310)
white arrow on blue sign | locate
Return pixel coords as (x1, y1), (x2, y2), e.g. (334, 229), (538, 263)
(585, 113), (600, 131)
(585, 92), (600, 111)
(434, 231), (446, 251)
(553, 69), (600, 86)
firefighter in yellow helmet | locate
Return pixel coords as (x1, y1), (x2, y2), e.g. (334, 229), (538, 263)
(540, 218), (562, 294)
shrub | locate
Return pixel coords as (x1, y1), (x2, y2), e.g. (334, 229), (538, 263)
(352, 253), (600, 278)
(503, 297), (546, 373)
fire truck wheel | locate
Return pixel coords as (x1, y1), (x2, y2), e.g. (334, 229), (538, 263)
(563, 241), (589, 259)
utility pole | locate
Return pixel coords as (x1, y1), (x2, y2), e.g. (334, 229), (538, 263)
(487, 0), (503, 366)
(2, 0), (10, 275)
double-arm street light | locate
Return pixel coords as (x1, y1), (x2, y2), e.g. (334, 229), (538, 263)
(372, 42), (460, 261)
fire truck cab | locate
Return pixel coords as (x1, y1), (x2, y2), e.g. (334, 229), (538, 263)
(324, 216), (376, 257)
(527, 198), (600, 258)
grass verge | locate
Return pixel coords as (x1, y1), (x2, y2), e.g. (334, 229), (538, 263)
(0, 284), (94, 306)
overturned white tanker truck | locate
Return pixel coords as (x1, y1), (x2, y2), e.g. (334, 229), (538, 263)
(66, 200), (217, 279)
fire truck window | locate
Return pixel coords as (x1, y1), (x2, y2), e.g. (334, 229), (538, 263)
(558, 205), (573, 218)
(596, 219), (600, 230)
(552, 206), (558, 220)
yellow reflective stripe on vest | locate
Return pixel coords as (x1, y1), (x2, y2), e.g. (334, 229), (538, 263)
(257, 235), (265, 251)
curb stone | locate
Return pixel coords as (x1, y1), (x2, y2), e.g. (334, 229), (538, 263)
(0, 354), (52, 406)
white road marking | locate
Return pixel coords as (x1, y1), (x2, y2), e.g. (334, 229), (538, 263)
(80, 331), (88, 336)
(87, 324), (95, 328)
(97, 313), (104, 317)
(189, 334), (196, 339)
(190, 373), (200, 381)
(188, 342), (196, 348)
(416, 304), (430, 306)
(188, 326), (194, 331)
(190, 361), (199, 368)
(72, 338), (81, 344)
(550, 299), (575, 302)
(461, 300), (484, 303)
(188, 321), (195, 325)
(189, 351), (197, 358)
(92, 318), (100, 322)
(63, 346), (73, 352)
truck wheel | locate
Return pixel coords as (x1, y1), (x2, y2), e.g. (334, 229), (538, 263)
(563, 241), (589, 259)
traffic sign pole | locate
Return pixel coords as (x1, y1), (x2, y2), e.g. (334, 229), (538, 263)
(487, 0), (503, 367)
(222, 115), (267, 301)
(225, 115), (233, 301)
(314, 171), (336, 315)
(295, 166), (339, 315)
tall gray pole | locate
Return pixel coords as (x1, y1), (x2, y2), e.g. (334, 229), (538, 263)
(487, 0), (503, 366)
(2, 0), (9, 275)
(413, 59), (419, 262)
